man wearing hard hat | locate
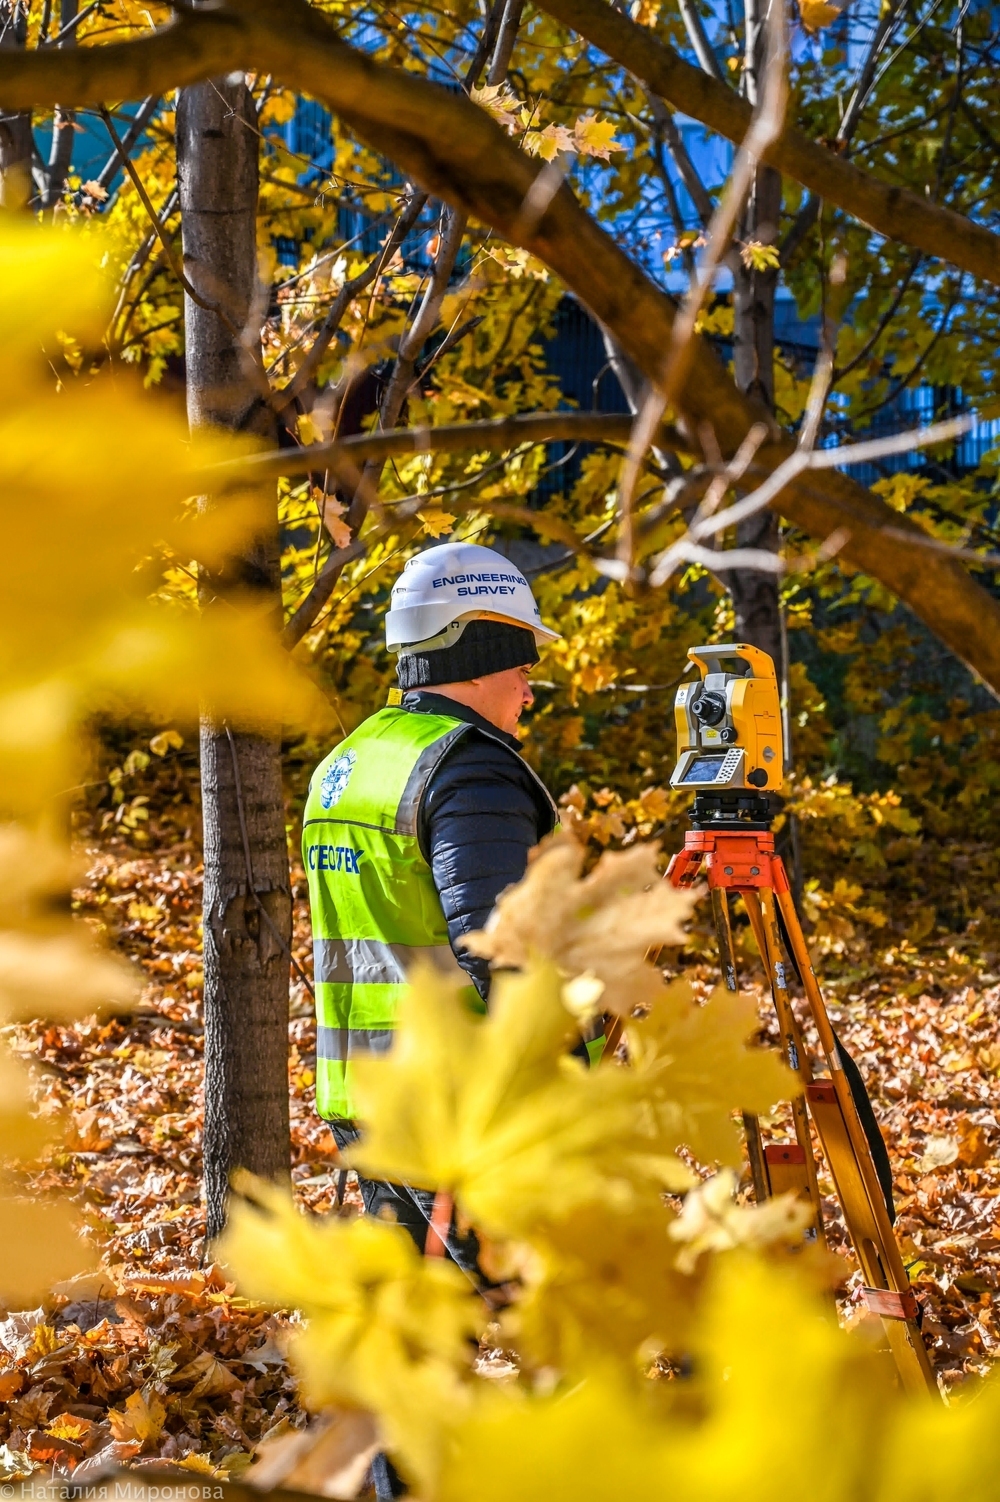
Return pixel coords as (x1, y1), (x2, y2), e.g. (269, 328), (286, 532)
(302, 541), (559, 1262)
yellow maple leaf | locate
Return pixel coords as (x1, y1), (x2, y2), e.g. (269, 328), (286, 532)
(322, 493), (353, 549)
(572, 114), (623, 161)
(296, 411), (322, 445)
(668, 1169), (811, 1273)
(740, 239), (781, 272)
(418, 507), (456, 538)
(149, 728), (183, 757)
(524, 122), (576, 162)
(798, 0), (841, 29)
(46, 1414), (93, 1442)
(464, 835), (694, 1018)
(470, 83), (520, 131)
(350, 959), (694, 1241)
(175, 1454), (221, 1478)
(507, 1200), (700, 1370)
(108, 1388), (166, 1449)
(626, 978), (796, 1169)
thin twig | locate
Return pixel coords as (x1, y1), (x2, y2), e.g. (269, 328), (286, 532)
(648, 411), (977, 585)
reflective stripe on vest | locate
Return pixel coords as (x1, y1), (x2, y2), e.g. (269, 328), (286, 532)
(313, 937), (467, 987)
(303, 707), (477, 1121)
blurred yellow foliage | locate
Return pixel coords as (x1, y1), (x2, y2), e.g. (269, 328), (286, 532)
(223, 1176), (483, 1494)
(0, 218), (323, 1308)
(0, 219), (323, 815)
(350, 957), (696, 1232)
(464, 834), (694, 1017)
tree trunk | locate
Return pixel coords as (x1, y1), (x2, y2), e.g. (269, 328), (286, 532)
(727, 0), (782, 668)
(0, 2), (32, 207)
(177, 75), (291, 1242)
(39, 0), (78, 212)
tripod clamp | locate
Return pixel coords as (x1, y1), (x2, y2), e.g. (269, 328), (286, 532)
(667, 826), (784, 893)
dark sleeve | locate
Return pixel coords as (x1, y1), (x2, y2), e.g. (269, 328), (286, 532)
(420, 737), (551, 1003)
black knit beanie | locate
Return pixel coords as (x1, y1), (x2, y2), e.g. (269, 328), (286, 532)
(396, 618), (539, 690)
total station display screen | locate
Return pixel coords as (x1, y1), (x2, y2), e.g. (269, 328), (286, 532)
(681, 753), (728, 784)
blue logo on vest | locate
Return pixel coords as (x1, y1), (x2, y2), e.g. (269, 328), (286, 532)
(319, 749), (357, 809)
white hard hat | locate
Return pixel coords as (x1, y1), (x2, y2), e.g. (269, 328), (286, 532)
(385, 542), (561, 652)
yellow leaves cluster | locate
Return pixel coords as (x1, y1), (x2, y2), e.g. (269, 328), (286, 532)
(226, 970), (802, 1484)
(469, 85), (622, 164)
(225, 834), (972, 1496)
(350, 959), (693, 1237)
(740, 239), (781, 273)
(464, 834), (693, 1018)
(0, 220), (324, 813)
(222, 1177), (483, 1494)
(0, 216), (331, 1313)
(872, 471), (933, 514)
(438, 1254), (896, 1502)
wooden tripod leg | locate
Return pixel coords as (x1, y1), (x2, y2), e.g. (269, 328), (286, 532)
(711, 888), (768, 1203)
(710, 887), (739, 994)
(746, 888), (824, 1241)
(772, 872), (937, 1397)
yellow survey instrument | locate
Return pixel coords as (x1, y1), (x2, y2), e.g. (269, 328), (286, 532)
(670, 642), (783, 794)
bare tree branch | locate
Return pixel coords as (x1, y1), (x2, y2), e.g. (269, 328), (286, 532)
(100, 104), (238, 331)
(647, 92), (715, 228)
(94, 93), (160, 195)
(837, 0), (903, 146)
(487, 0), (525, 85)
(649, 412), (978, 585)
(537, 0), (1000, 287)
(614, 0), (786, 580)
(213, 409), (687, 487)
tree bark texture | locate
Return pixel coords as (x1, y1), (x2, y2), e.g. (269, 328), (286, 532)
(177, 74), (291, 1241)
(0, 2), (32, 207)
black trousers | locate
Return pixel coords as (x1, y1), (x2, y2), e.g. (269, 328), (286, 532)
(329, 1120), (482, 1278)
